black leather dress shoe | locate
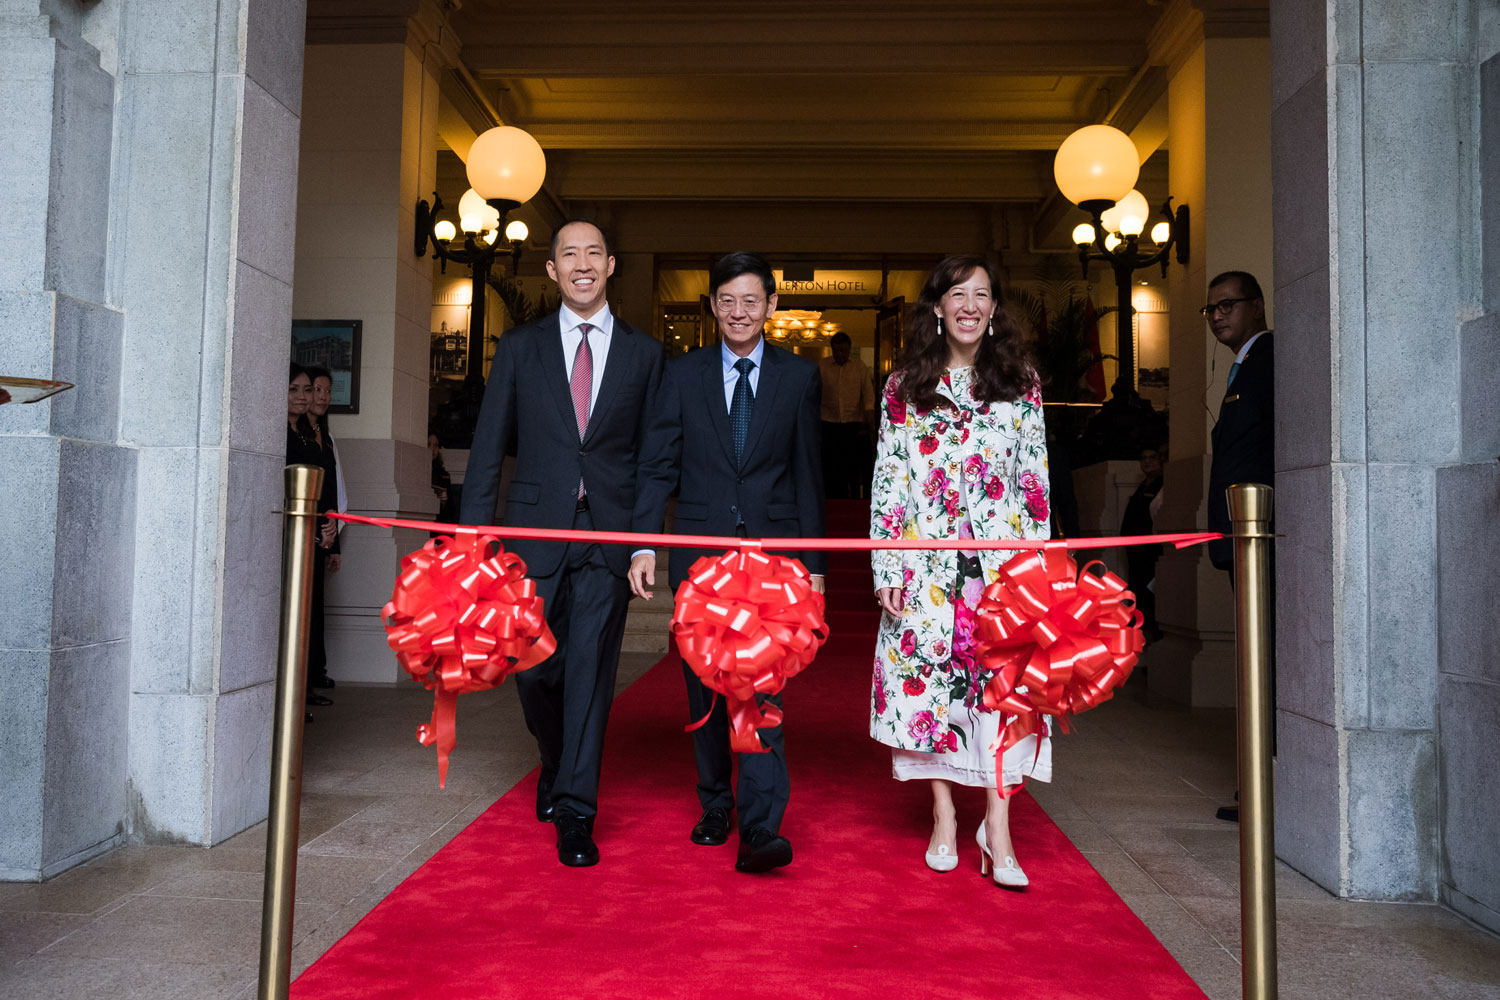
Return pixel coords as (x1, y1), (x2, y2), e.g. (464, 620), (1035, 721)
(555, 809), (599, 867)
(735, 827), (792, 873)
(306, 693), (333, 707)
(312, 674), (335, 689)
(535, 774), (555, 823)
(691, 807), (731, 846)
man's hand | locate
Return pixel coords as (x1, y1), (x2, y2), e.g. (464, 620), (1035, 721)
(628, 552), (657, 600)
(318, 519), (336, 548)
(876, 587), (903, 617)
(810, 574), (826, 595)
(327, 553), (341, 574)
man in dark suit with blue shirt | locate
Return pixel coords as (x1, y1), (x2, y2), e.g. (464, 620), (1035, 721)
(461, 220), (663, 867)
(628, 251), (826, 874)
(1203, 270), (1275, 823)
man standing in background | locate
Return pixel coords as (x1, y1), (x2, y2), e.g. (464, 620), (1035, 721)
(817, 331), (875, 497)
(1204, 270), (1275, 823)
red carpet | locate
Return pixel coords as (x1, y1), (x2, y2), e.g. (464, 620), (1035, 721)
(292, 503), (1206, 1000)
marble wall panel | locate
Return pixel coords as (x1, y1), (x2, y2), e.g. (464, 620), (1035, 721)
(1346, 727), (1438, 900)
(40, 639), (130, 868)
(127, 447), (202, 693)
(0, 436), (60, 652)
(1270, 73), (1330, 290)
(1439, 675), (1500, 928)
(1328, 63), (1368, 466)
(44, 32), (113, 303)
(1435, 463), (1500, 685)
(238, 79), (302, 286)
(209, 680), (273, 841)
(119, 0), (219, 74)
(1274, 711), (1343, 894)
(1365, 463), (1437, 730)
(0, 33), (61, 291)
(50, 440), (137, 648)
(127, 692), (211, 843)
(1483, 55), (1500, 314)
(244, 0), (307, 115)
(0, 651), (47, 876)
(0, 292), (60, 438)
(1361, 0), (1459, 62)
(48, 293), (125, 444)
(1269, 0), (1327, 111)
(227, 261), (294, 458)
(115, 70), (215, 447)
(219, 448), (284, 693)
(1274, 267), (1332, 473)
(1271, 464), (1338, 726)
(1360, 62), (1463, 462)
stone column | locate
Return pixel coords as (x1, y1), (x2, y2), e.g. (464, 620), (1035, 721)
(296, 17), (443, 683)
(1, 0), (308, 875)
(1149, 10), (1275, 707)
(1272, 0), (1499, 919)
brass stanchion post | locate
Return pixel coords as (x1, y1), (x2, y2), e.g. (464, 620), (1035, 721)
(1228, 483), (1277, 1000)
(257, 464), (324, 1000)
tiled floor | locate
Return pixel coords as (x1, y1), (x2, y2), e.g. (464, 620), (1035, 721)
(2, 654), (1497, 1000)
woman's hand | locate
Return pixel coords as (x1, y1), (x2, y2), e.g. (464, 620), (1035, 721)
(876, 587), (904, 617)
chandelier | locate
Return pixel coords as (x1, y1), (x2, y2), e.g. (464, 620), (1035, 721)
(764, 310), (839, 342)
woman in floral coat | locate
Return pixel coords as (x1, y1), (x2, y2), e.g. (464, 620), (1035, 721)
(870, 254), (1051, 888)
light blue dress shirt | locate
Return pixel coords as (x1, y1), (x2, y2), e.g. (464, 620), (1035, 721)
(721, 337), (765, 411)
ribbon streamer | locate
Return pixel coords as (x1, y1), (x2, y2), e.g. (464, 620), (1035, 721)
(381, 530), (556, 786)
(974, 549), (1144, 797)
(671, 546), (829, 753)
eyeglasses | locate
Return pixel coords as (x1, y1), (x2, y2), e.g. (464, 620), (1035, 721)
(1199, 297), (1250, 318)
(714, 295), (765, 312)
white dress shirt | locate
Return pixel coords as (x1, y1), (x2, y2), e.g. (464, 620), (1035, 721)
(559, 303), (614, 412)
(1235, 329), (1270, 366)
(721, 337), (765, 411)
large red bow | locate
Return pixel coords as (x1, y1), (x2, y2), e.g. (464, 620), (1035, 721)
(671, 546), (829, 752)
(382, 530), (556, 787)
(975, 548), (1143, 792)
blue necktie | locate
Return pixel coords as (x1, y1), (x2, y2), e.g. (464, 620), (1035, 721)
(730, 357), (755, 466)
(1227, 361), (1241, 387)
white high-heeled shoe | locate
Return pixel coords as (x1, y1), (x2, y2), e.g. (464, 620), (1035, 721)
(924, 842), (958, 872)
(976, 822), (1029, 888)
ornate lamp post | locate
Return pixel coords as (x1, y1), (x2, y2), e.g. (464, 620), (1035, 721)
(1053, 124), (1189, 390)
(415, 125), (546, 398)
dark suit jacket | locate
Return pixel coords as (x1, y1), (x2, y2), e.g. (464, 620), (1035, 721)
(633, 341), (827, 588)
(459, 312), (664, 577)
(1208, 332), (1274, 570)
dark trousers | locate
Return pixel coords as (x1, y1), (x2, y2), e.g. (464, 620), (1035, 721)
(821, 421), (870, 499)
(682, 663), (790, 835)
(515, 510), (631, 819)
(307, 544), (329, 689)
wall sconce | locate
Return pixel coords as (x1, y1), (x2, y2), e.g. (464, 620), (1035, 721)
(1055, 124), (1189, 391)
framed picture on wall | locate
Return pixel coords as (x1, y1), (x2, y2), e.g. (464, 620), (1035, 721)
(291, 319), (361, 414)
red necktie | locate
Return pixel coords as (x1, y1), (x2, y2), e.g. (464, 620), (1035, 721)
(571, 323), (593, 498)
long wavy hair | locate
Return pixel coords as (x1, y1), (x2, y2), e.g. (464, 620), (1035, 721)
(894, 254), (1033, 412)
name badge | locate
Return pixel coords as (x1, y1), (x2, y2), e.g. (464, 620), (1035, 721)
(1224, 393), (1240, 404)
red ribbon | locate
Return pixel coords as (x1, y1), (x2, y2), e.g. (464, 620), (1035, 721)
(975, 549), (1143, 795)
(381, 529), (556, 787)
(671, 546), (829, 752)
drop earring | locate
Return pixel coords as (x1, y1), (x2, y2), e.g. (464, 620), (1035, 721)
(987, 317), (995, 337)
(936, 315), (944, 337)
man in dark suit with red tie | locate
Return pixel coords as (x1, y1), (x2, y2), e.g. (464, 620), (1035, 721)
(628, 251), (826, 874)
(461, 220), (663, 867)
(1203, 269), (1275, 822)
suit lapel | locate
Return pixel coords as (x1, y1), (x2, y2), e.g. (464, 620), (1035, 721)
(740, 340), (779, 463)
(539, 313), (580, 441)
(581, 315), (631, 446)
(701, 345), (736, 465)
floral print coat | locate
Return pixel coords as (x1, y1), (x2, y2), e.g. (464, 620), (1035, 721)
(869, 366), (1051, 752)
